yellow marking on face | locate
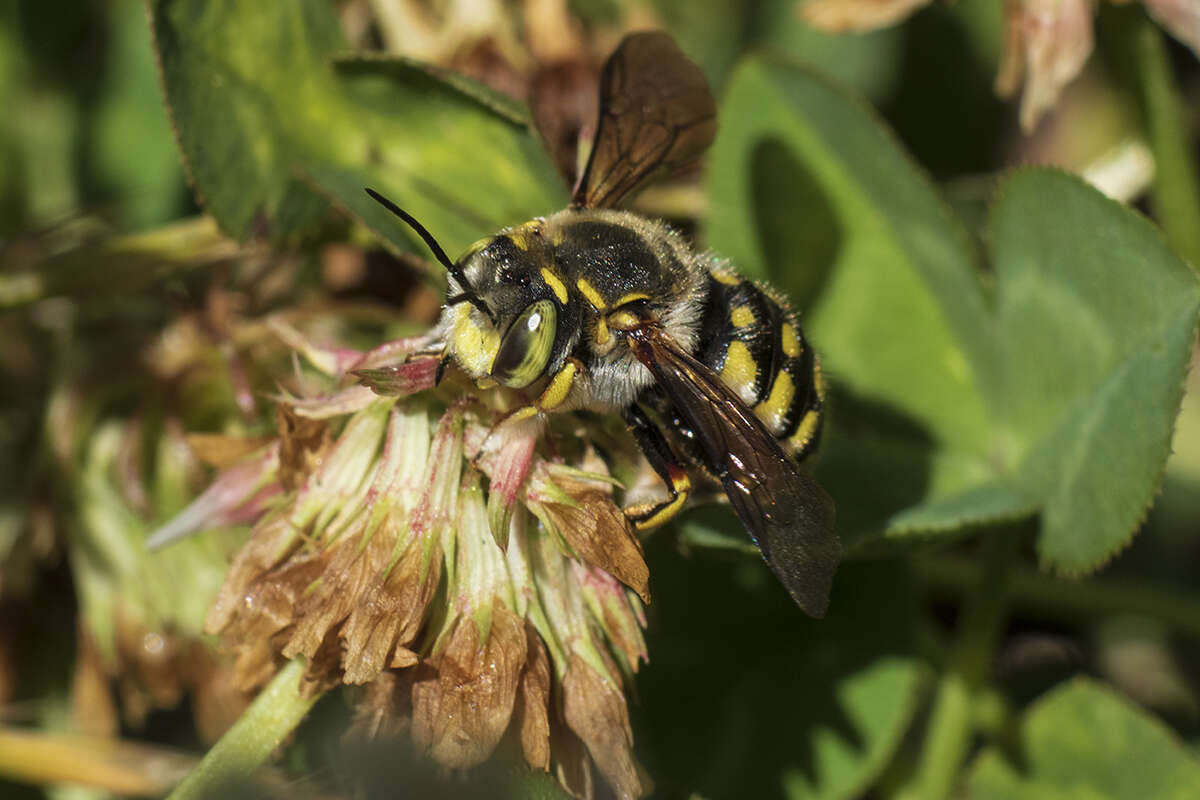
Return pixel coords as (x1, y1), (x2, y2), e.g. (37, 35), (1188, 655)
(476, 377), (498, 390)
(720, 341), (759, 405)
(712, 269), (741, 286)
(731, 305), (755, 328)
(538, 360), (578, 410)
(575, 278), (608, 310)
(781, 323), (802, 358)
(607, 310), (641, 331)
(449, 305), (500, 377)
(789, 407), (822, 452)
(755, 370), (796, 434)
(616, 292), (650, 307)
(541, 268), (569, 304)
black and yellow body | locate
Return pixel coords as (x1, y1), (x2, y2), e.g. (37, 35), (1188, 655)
(368, 30), (840, 618)
(439, 209), (827, 534)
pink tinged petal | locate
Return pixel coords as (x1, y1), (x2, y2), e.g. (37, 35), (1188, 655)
(997, 0), (1095, 132)
(353, 356), (440, 397)
(410, 406), (466, 587)
(146, 443), (281, 550)
(267, 317), (364, 377)
(801, 0), (932, 33)
(289, 401), (391, 540)
(482, 424), (538, 550)
(368, 404), (433, 504)
(277, 384), (379, 419)
(1144, 0), (1200, 57)
(348, 334), (440, 371)
(573, 563), (649, 675)
(456, 481), (515, 618)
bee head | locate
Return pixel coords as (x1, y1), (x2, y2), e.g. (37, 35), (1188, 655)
(363, 190), (564, 389)
(455, 230), (560, 389)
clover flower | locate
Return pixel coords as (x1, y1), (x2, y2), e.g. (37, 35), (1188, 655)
(151, 321), (651, 798)
(801, 0), (1200, 132)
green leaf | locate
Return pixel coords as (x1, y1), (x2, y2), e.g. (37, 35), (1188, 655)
(306, 56), (565, 262)
(89, 0), (186, 230)
(966, 678), (1200, 800)
(149, 0), (345, 241)
(707, 58), (1004, 549)
(150, 0), (565, 251)
(635, 550), (921, 800)
(990, 170), (1199, 572)
(706, 58), (1200, 571)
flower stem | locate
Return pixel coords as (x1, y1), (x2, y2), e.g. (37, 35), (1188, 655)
(915, 554), (1200, 640)
(1124, 10), (1200, 268)
(166, 659), (319, 800)
(906, 531), (1020, 800)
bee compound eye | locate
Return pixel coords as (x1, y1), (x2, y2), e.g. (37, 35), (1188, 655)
(490, 300), (558, 388)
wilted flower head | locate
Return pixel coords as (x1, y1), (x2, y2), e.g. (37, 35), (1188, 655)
(800, 0), (1200, 132)
(995, 0), (1095, 132)
(152, 321), (651, 798)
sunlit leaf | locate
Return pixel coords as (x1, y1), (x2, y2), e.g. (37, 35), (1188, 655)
(635, 551), (921, 800)
(706, 59), (1199, 572)
(966, 678), (1200, 799)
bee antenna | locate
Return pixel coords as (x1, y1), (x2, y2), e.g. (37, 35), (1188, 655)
(364, 188), (496, 323)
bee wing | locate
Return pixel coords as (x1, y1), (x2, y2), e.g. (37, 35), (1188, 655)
(627, 325), (840, 617)
(572, 32), (717, 210)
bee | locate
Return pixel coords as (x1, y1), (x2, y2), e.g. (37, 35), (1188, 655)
(368, 32), (839, 617)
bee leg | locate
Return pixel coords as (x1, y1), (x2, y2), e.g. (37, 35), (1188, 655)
(474, 358), (585, 466)
(622, 404), (692, 531)
(500, 357), (584, 428)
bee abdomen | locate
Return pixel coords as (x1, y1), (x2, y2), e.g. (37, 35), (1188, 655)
(697, 267), (825, 459)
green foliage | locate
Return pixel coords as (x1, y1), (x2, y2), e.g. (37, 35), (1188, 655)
(149, 0), (563, 252)
(5, 3), (1200, 800)
(967, 678), (1200, 799)
(707, 59), (1200, 573)
(637, 551), (920, 800)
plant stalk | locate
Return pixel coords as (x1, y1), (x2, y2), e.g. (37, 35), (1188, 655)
(915, 554), (1200, 640)
(165, 659), (319, 800)
(1128, 12), (1200, 268)
(908, 532), (1020, 800)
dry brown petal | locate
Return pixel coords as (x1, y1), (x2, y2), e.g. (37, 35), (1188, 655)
(340, 522), (444, 684)
(800, 0), (931, 33)
(552, 725), (595, 800)
(206, 515), (303, 635)
(562, 653), (641, 800)
(389, 647), (419, 669)
(411, 606), (528, 768)
(351, 670), (416, 744)
(214, 548), (328, 690)
(543, 479), (650, 604)
(186, 433), (275, 469)
(578, 567), (647, 673)
(276, 404), (332, 491)
(515, 622), (552, 772)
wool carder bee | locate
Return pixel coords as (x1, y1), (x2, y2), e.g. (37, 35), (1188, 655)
(368, 32), (840, 616)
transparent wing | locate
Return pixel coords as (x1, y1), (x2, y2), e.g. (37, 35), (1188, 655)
(572, 32), (717, 209)
(627, 324), (839, 617)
